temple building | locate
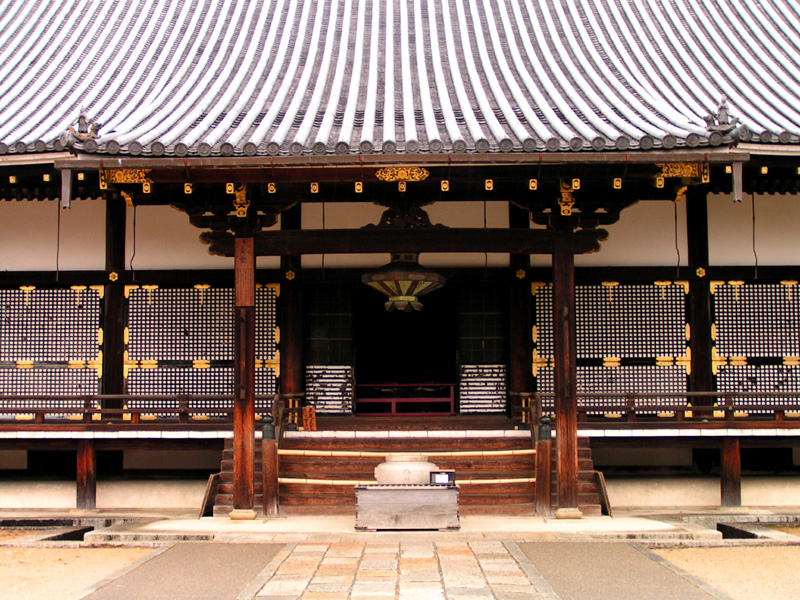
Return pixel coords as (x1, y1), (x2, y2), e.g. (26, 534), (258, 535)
(0, 0), (799, 517)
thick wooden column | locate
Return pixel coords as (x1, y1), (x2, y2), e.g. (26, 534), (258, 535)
(76, 441), (96, 510)
(232, 236), (256, 517)
(721, 438), (742, 507)
(280, 256), (303, 400)
(102, 192), (126, 399)
(686, 186), (713, 395)
(509, 205), (532, 419)
(552, 230), (581, 518)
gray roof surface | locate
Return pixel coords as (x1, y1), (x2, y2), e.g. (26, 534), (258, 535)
(0, 0), (799, 159)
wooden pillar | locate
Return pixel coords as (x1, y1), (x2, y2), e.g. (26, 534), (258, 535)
(280, 256), (303, 400)
(102, 192), (126, 401)
(232, 236), (256, 517)
(552, 230), (581, 518)
(76, 440), (96, 510)
(509, 204), (532, 419)
(686, 186), (713, 396)
(534, 439), (552, 515)
(721, 437), (742, 507)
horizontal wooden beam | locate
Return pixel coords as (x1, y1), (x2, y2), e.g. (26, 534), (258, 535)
(200, 228), (608, 257)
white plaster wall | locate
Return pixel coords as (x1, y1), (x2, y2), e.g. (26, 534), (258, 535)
(708, 192), (800, 266)
(574, 199), (688, 268)
(0, 200), (105, 271)
(301, 202), (386, 268)
(0, 481), (206, 509)
(125, 205), (280, 270)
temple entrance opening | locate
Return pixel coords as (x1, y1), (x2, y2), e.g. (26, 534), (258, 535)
(354, 286), (457, 415)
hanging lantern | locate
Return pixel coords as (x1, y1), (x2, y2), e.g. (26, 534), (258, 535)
(362, 253), (445, 312)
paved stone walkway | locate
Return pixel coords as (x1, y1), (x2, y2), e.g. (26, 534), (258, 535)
(256, 540), (544, 600)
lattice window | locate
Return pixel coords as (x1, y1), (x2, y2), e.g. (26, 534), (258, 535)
(713, 281), (800, 412)
(532, 282), (689, 413)
(0, 287), (101, 362)
(0, 287), (102, 407)
(306, 365), (353, 414)
(714, 282), (799, 357)
(717, 365), (800, 413)
(125, 285), (279, 415)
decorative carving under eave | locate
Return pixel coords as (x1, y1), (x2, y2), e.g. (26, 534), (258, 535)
(656, 163), (710, 182)
(233, 184), (248, 218)
(558, 182), (575, 216)
(366, 204), (446, 229)
(101, 169), (153, 184)
(375, 167), (430, 182)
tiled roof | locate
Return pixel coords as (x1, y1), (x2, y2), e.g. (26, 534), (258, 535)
(0, 0), (798, 158)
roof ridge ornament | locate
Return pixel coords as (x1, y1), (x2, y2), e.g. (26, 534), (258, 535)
(703, 97), (739, 134)
(68, 108), (101, 142)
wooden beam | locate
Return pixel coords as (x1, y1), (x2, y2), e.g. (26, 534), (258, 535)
(233, 237), (256, 514)
(200, 228), (607, 257)
(76, 440), (96, 510)
(721, 437), (742, 507)
(552, 230), (581, 518)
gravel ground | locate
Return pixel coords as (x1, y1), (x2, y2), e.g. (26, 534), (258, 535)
(654, 546), (800, 600)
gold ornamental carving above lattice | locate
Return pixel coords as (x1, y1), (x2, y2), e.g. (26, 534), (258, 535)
(375, 167), (430, 182)
(102, 169), (153, 184)
(656, 163), (710, 181)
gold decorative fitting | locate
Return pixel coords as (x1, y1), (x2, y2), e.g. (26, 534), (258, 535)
(226, 183), (235, 194)
(601, 281), (619, 302)
(142, 182), (151, 194)
(572, 178), (580, 190)
(485, 179), (493, 191)
(275, 326), (280, 345)
(529, 178), (538, 190)
(108, 272), (119, 282)
(729, 356), (748, 366)
(613, 178), (622, 189)
(355, 181), (363, 193)
(285, 270), (296, 280)
(441, 180), (449, 192)
(140, 360), (158, 369)
(268, 182), (276, 194)
(398, 181), (406, 192)
(675, 185), (687, 203)
(103, 169), (152, 184)
(656, 356), (675, 367)
(184, 183), (192, 194)
(124, 284), (139, 298)
(99, 170), (108, 190)
(725, 165), (733, 174)
(8, 175), (16, 184)
(654, 281), (672, 300)
(375, 166), (430, 182)
(655, 176), (665, 188)
(77, 172), (85, 181)
(783, 356), (800, 366)
(516, 269), (526, 280)
(142, 284), (158, 305)
(193, 360), (210, 369)
(265, 282), (281, 297)
(43, 174), (50, 182)
(121, 190), (133, 207)
(603, 357), (621, 367)
(71, 285), (87, 306)
(16, 360), (33, 369)
(194, 283), (211, 305)
(656, 163), (710, 180)
(233, 183), (248, 217)
(310, 182), (319, 193)
(761, 166), (768, 175)
(696, 267), (706, 278)
(781, 280), (798, 301)
(19, 285), (35, 306)
(530, 282), (547, 296)
(559, 181), (574, 216)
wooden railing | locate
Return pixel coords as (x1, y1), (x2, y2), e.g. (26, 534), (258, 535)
(0, 393), (280, 425)
(533, 391), (800, 424)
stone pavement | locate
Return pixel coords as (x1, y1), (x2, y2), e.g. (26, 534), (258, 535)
(75, 538), (733, 600)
